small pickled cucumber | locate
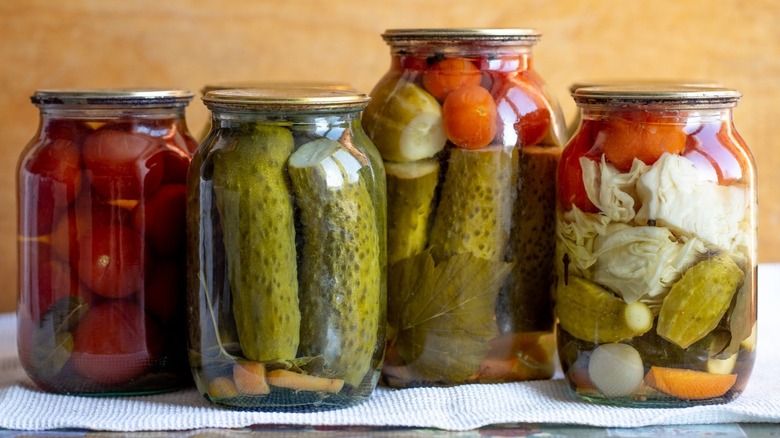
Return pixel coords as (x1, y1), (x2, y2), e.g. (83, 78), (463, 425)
(428, 146), (518, 262)
(288, 138), (381, 387)
(211, 124), (300, 362)
(385, 159), (440, 266)
(362, 80), (447, 162)
(556, 276), (653, 343)
(498, 146), (560, 332)
(657, 253), (744, 349)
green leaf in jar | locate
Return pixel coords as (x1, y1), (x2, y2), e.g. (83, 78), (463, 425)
(387, 249), (513, 383)
(32, 296), (89, 379)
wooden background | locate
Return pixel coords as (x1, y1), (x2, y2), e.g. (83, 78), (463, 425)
(0, 0), (777, 313)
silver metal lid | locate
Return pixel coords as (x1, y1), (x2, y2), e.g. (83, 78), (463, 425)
(202, 88), (370, 113)
(200, 81), (353, 95)
(568, 80), (722, 95)
(382, 28), (541, 45)
(31, 88), (194, 107)
(573, 85), (741, 106)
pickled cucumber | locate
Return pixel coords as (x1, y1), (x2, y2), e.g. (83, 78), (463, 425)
(556, 276), (653, 343)
(657, 253), (744, 349)
(428, 146), (518, 262)
(211, 124), (300, 362)
(288, 138), (381, 387)
(385, 159), (440, 266)
(361, 80), (447, 162)
(498, 146), (560, 332)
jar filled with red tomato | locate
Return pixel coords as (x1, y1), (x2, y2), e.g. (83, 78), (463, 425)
(17, 89), (197, 394)
(362, 28), (566, 387)
(556, 85), (756, 406)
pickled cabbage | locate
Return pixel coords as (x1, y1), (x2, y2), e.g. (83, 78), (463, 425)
(581, 156), (648, 223)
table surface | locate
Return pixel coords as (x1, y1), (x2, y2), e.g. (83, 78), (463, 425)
(1, 264), (778, 437)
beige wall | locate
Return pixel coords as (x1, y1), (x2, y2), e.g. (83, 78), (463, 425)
(1, 0), (778, 312)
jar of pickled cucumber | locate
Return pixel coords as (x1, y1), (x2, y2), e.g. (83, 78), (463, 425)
(362, 28), (566, 387)
(17, 89), (197, 394)
(188, 88), (386, 411)
(556, 85), (757, 406)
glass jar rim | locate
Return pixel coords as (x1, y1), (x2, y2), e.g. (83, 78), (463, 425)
(202, 88), (370, 113)
(31, 88), (194, 107)
(382, 28), (541, 45)
(573, 85), (741, 107)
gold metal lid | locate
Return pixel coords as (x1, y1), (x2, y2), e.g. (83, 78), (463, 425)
(202, 88), (370, 113)
(382, 28), (541, 45)
(31, 88), (194, 107)
(200, 81), (353, 95)
(573, 85), (741, 107)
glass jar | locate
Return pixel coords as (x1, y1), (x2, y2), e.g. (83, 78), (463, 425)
(362, 28), (566, 387)
(196, 82), (353, 141)
(188, 88), (386, 411)
(17, 89), (197, 395)
(556, 85), (757, 406)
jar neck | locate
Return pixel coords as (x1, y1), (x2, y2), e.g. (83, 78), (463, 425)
(39, 106), (187, 120)
(389, 42), (534, 71)
(581, 105), (734, 127)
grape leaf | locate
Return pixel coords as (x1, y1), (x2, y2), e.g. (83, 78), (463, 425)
(388, 249), (513, 383)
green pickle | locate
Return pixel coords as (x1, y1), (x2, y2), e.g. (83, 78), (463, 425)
(288, 138), (381, 388)
(211, 124), (300, 362)
(657, 253), (745, 349)
(428, 146), (518, 262)
(385, 159), (440, 266)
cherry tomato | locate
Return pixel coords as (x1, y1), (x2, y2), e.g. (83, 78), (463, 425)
(133, 184), (186, 257)
(50, 189), (131, 263)
(144, 258), (184, 325)
(70, 301), (163, 385)
(493, 76), (551, 147)
(422, 57), (483, 101)
(442, 85), (498, 149)
(82, 126), (165, 201)
(76, 225), (144, 298)
(596, 111), (687, 172)
(684, 121), (749, 185)
(19, 138), (83, 236)
(558, 120), (601, 213)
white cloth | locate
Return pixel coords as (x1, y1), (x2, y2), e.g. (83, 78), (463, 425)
(1, 265), (779, 432)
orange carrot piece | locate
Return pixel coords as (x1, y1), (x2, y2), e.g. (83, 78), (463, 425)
(645, 366), (737, 400)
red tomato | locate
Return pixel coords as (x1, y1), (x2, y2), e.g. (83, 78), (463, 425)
(684, 121), (749, 185)
(18, 242), (81, 320)
(596, 112), (687, 172)
(71, 301), (163, 385)
(423, 57), (483, 101)
(558, 120), (601, 213)
(50, 189), (131, 263)
(133, 184), (186, 257)
(493, 77), (551, 147)
(44, 119), (93, 144)
(19, 138), (83, 236)
(77, 225), (144, 298)
(143, 258), (184, 325)
(442, 85), (498, 149)
(82, 126), (165, 201)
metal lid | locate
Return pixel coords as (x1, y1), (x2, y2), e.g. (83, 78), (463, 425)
(200, 81), (353, 95)
(573, 85), (741, 106)
(382, 28), (541, 45)
(202, 88), (370, 113)
(31, 88), (194, 107)
(568, 80), (721, 94)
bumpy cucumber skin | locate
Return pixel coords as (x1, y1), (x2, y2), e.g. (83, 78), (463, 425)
(386, 160), (440, 266)
(211, 124), (300, 362)
(289, 141), (381, 388)
(657, 253), (745, 349)
(498, 146), (560, 332)
(428, 146), (518, 262)
(557, 276), (651, 343)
